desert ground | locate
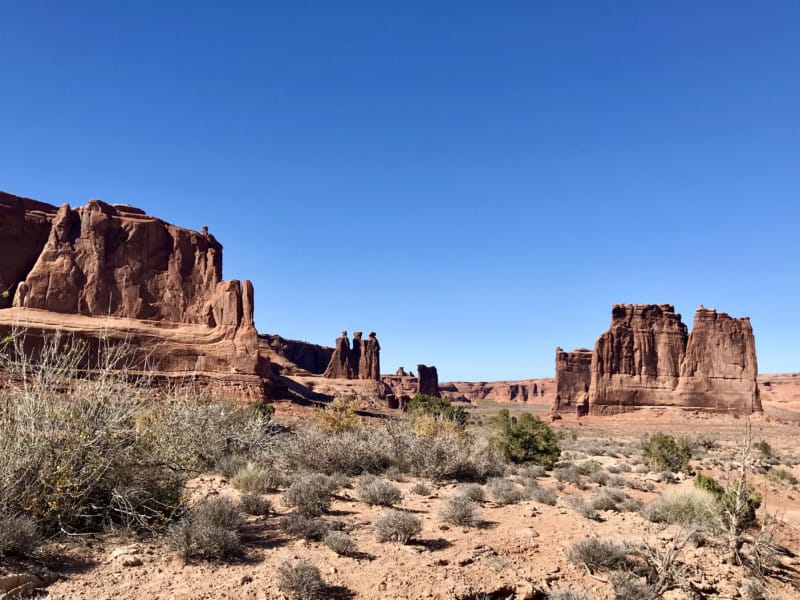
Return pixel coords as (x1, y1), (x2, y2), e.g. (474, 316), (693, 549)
(2, 374), (799, 600)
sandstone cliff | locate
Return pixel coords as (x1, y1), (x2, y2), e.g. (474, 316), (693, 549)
(322, 330), (381, 381)
(554, 348), (592, 413)
(417, 364), (441, 398)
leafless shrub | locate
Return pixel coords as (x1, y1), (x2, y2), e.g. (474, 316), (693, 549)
(278, 425), (391, 476)
(486, 477), (525, 505)
(589, 470), (610, 486)
(277, 557), (324, 599)
(239, 494), (271, 516)
(548, 589), (591, 600)
(562, 494), (600, 521)
(0, 510), (41, 556)
(567, 538), (631, 572)
(279, 514), (330, 541)
(609, 571), (657, 600)
(283, 473), (335, 516)
(440, 494), (480, 527)
(375, 509), (421, 544)
(589, 488), (642, 513)
(324, 530), (356, 556)
(554, 465), (585, 488)
(356, 475), (402, 507)
(167, 496), (242, 560)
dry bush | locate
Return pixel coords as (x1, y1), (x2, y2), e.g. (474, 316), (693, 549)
(458, 483), (486, 502)
(283, 473), (336, 517)
(277, 557), (324, 600)
(374, 509), (421, 544)
(440, 494), (480, 527)
(642, 488), (719, 530)
(567, 538), (631, 572)
(410, 482), (431, 496)
(589, 488), (642, 513)
(609, 571), (657, 600)
(231, 465), (282, 494)
(562, 494), (600, 521)
(766, 467), (798, 486)
(239, 494), (271, 516)
(553, 465), (585, 488)
(356, 475), (402, 507)
(279, 514), (330, 541)
(324, 530), (356, 556)
(0, 510), (41, 556)
(315, 396), (360, 433)
(548, 589), (591, 600)
(167, 496), (242, 560)
(214, 455), (248, 479)
(486, 477), (525, 505)
(526, 484), (557, 506)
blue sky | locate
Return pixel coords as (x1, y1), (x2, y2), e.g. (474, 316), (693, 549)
(1, 1), (798, 380)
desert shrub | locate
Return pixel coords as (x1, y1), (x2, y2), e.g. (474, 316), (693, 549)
(283, 473), (335, 516)
(576, 460), (604, 476)
(277, 424), (392, 476)
(279, 514), (330, 541)
(167, 496), (242, 560)
(553, 465), (585, 488)
(567, 538), (631, 572)
(458, 483), (486, 502)
(695, 472), (762, 531)
(526, 484), (558, 506)
(407, 394), (468, 427)
(374, 509), (421, 544)
(740, 578), (767, 600)
(548, 590), (591, 600)
(356, 475), (402, 507)
(491, 409), (560, 467)
(486, 477), (525, 505)
(609, 571), (657, 600)
(215, 454), (248, 479)
(239, 494), (271, 516)
(589, 488), (642, 513)
(641, 433), (691, 473)
(766, 467), (798, 486)
(440, 494), (481, 527)
(410, 482), (431, 496)
(643, 488), (719, 530)
(231, 465), (282, 494)
(277, 557), (324, 600)
(562, 494), (600, 521)
(589, 470), (610, 486)
(324, 530), (356, 556)
(0, 332), (275, 534)
(315, 396), (360, 433)
(753, 440), (774, 459)
(0, 511), (41, 556)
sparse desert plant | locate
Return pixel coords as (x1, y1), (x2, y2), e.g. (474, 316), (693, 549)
(238, 493), (271, 516)
(406, 394), (468, 427)
(643, 488), (719, 530)
(277, 557), (324, 600)
(641, 433), (691, 473)
(324, 530), (357, 556)
(609, 570), (657, 600)
(547, 589), (591, 600)
(214, 454), (248, 479)
(167, 496), (242, 560)
(553, 465), (585, 488)
(567, 538), (631, 572)
(440, 494), (480, 527)
(356, 475), (402, 507)
(458, 483), (486, 502)
(410, 481), (431, 496)
(589, 470), (610, 486)
(753, 440), (774, 459)
(766, 466), (798, 486)
(740, 579), (767, 600)
(0, 511), (41, 556)
(374, 509), (421, 544)
(231, 465), (282, 494)
(589, 488), (642, 513)
(491, 409), (560, 467)
(486, 477), (525, 505)
(526, 484), (557, 506)
(279, 514), (330, 541)
(283, 473), (335, 516)
(562, 494), (600, 521)
(315, 396), (361, 433)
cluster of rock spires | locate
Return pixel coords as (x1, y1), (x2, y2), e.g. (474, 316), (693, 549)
(322, 330), (381, 380)
(554, 304), (761, 415)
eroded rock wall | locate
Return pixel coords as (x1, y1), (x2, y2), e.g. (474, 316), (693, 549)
(554, 347), (592, 413)
(417, 364), (441, 398)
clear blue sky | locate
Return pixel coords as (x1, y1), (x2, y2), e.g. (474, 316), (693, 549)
(1, 1), (798, 380)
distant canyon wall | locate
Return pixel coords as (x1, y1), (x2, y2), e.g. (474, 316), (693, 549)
(555, 304), (760, 414)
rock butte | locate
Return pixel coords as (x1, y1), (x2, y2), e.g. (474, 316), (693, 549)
(554, 303), (761, 415)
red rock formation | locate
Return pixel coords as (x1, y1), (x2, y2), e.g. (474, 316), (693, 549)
(417, 364), (440, 398)
(554, 347), (592, 413)
(323, 331), (353, 378)
(676, 307), (761, 412)
(261, 334), (333, 375)
(351, 331), (363, 377)
(362, 332), (381, 380)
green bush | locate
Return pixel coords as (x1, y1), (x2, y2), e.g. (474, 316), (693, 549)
(406, 394), (468, 427)
(641, 433), (691, 473)
(491, 409), (560, 467)
(694, 472), (762, 531)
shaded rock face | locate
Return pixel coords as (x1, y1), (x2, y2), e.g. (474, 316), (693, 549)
(417, 364), (440, 398)
(322, 330), (381, 380)
(554, 348), (592, 413)
(0, 191), (266, 402)
(262, 334), (333, 375)
(569, 304), (760, 414)
(13, 199), (223, 323)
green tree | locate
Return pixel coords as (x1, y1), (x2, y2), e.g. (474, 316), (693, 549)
(491, 409), (560, 467)
(406, 394), (468, 427)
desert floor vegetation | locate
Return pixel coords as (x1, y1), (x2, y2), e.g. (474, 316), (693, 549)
(1, 336), (799, 599)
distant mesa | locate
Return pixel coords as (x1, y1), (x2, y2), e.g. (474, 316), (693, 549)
(554, 303), (761, 415)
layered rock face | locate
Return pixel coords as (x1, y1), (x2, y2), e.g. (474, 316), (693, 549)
(261, 334), (333, 375)
(417, 364), (441, 397)
(554, 348), (592, 413)
(568, 304), (760, 414)
(322, 330), (381, 381)
(0, 191), (267, 402)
